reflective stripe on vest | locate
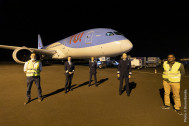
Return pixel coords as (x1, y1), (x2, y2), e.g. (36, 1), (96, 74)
(162, 61), (181, 82)
(26, 60), (40, 77)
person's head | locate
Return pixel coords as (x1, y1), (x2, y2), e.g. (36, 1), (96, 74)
(30, 53), (36, 61)
(91, 57), (95, 61)
(122, 53), (127, 60)
(167, 54), (175, 63)
(68, 56), (72, 61)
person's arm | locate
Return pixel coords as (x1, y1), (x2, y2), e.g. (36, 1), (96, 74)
(180, 63), (185, 76)
(72, 63), (75, 73)
(129, 60), (132, 75)
(39, 61), (42, 72)
(128, 60), (132, 78)
(89, 62), (91, 68)
(117, 60), (121, 74)
(64, 62), (68, 73)
(117, 60), (121, 78)
(24, 62), (28, 73)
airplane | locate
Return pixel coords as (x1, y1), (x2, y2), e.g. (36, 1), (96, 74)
(0, 28), (133, 63)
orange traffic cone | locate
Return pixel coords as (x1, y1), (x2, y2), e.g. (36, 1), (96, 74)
(155, 69), (157, 74)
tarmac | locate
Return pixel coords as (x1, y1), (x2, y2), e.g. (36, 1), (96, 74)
(0, 63), (188, 126)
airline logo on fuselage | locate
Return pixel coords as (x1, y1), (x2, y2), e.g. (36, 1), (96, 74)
(69, 32), (84, 44)
(38, 43), (41, 48)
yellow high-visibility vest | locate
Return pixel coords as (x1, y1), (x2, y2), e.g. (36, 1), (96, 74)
(26, 60), (40, 77)
(162, 61), (181, 82)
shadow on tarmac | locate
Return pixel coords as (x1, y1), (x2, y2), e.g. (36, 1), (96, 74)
(71, 78), (109, 90)
(71, 81), (90, 90)
(159, 88), (175, 108)
(30, 84), (77, 101)
(122, 82), (137, 95)
(31, 78), (109, 101)
(97, 78), (109, 86)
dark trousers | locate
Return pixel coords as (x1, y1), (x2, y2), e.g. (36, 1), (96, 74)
(89, 73), (97, 85)
(119, 75), (129, 95)
(26, 76), (42, 99)
(65, 74), (73, 91)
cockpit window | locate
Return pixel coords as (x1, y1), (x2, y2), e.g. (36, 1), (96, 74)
(114, 31), (122, 35)
(106, 32), (114, 36)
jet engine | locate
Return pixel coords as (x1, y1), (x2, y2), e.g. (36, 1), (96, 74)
(12, 48), (32, 63)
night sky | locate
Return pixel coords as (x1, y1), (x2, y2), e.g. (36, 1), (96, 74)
(0, 0), (189, 61)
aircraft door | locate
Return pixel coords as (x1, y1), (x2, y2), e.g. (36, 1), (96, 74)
(85, 31), (94, 44)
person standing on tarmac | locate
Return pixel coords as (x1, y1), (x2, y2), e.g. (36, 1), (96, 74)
(117, 53), (132, 96)
(24, 53), (43, 105)
(161, 54), (185, 115)
(89, 57), (98, 87)
(64, 56), (75, 94)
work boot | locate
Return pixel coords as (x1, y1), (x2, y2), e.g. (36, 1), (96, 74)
(38, 97), (43, 102)
(174, 109), (183, 115)
(65, 90), (68, 94)
(95, 83), (98, 87)
(24, 99), (31, 105)
(161, 105), (170, 109)
(119, 91), (122, 95)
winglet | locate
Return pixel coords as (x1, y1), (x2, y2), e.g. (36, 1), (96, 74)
(38, 34), (44, 49)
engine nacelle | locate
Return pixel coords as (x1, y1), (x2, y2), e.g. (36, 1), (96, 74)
(12, 48), (32, 63)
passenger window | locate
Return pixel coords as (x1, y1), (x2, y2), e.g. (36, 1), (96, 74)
(106, 32), (114, 36)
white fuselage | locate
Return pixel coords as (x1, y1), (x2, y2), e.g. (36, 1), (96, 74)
(45, 39), (133, 59)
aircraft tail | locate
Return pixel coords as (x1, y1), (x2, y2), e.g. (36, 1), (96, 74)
(38, 34), (44, 49)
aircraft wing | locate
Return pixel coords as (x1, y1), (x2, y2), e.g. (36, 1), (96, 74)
(0, 45), (56, 55)
(0, 45), (19, 50)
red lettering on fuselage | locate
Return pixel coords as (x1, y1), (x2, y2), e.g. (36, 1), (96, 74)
(69, 35), (75, 44)
(73, 34), (78, 43)
(69, 32), (84, 44)
(79, 32), (84, 42)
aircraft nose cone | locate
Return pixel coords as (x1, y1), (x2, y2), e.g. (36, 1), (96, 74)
(120, 39), (133, 52)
